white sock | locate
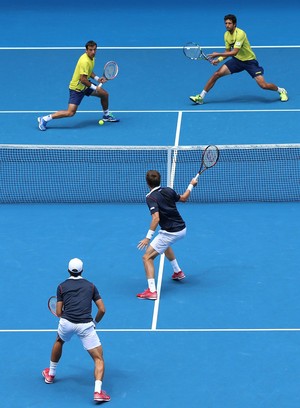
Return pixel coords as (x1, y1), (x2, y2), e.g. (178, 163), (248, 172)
(49, 361), (58, 376)
(277, 87), (284, 93)
(43, 114), (52, 122)
(103, 110), (109, 116)
(170, 259), (181, 273)
(148, 278), (156, 292)
(200, 90), (207, 99)
(94, 380), (102, 393)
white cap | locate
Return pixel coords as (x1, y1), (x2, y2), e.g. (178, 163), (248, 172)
(68, 258), (83, 273)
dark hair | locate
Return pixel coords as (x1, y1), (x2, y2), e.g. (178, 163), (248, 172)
(146, 170), (161, 188)
(68, 270), (82, 277)
(85, 40), (97, 49)
(224, 14), (237, 25)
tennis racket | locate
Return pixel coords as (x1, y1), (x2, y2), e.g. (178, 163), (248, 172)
(98, 61), (119, 87)
(194, 145), (219, 180)
(48, 296), (57, 317)
(183, 42), (213, 63)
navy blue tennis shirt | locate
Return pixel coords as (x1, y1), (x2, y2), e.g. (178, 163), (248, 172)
(57, 277), (101, 324)
(146, 186), (186, 232)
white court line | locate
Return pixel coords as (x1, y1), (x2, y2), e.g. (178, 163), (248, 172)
(1, 328), (300, 333)
(0, 45), (299, 50)
(151, 111), (182, 331)
(169, 110), (182, 186)
(104, 328), (300, 333)
(1, 109), (300, 114)
(151, 254), (165, 330)
(174, 111), (182, 146)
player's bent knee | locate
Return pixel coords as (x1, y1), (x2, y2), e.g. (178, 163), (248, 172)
(142, 252), (154, 264)
(214, 71), (224, 80)
(97, 88), (108, 98)
(254, 76), (268, 89)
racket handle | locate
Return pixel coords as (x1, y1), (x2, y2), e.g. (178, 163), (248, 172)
(194, 173), (200, 180)
(97, 83), (103, 88)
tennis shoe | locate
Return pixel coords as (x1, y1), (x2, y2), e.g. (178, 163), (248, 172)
(37, 117), (47, 131)
(94, 390), (111, 402)
(42, 368), (55, 384)
(137, 288), (157, 300)
(102, 114), (120, 122)
(189, 94), (203, 104)
(279, 88), (288, 102)
(172, 271), (186, 280)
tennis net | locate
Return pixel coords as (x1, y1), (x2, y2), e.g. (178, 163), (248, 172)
(1, 143), (299, 203)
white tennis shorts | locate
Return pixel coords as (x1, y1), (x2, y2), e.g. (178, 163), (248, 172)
(151, 227), (187, 254)
(58, 318), (101, 351)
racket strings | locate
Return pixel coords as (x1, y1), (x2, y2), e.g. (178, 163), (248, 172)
(48, 297), (57, 315)
(203, 146), (219, 168)
(183, 42), (202, 60)
(104, 62), (118, 79)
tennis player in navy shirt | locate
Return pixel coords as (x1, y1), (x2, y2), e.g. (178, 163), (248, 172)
(137, 170), (197, 300)
(42, 258), (110, 403)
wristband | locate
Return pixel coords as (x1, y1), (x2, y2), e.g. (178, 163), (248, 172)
(94, 76), (100, 81)
(90, 84), (97, 90)
(146, 229), (155, 240)
(218, 57), (224, 62)
(187, 184), (194, 192)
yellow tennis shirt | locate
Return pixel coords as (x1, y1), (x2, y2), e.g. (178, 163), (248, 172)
(69, 53), (95, 91)
(224, 27), (256, 61)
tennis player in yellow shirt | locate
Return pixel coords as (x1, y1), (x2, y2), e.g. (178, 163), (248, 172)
(38, 40), (119, 131)
(190, 14), (288, 104)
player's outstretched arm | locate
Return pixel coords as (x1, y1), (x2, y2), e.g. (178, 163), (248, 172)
(180, 178), (198, 202)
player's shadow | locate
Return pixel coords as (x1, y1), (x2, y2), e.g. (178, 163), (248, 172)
(47, 121), (98, 130)
(161, 272), (204, 295)
(200, 95), (281, 105)
(74, 120), (103, 129)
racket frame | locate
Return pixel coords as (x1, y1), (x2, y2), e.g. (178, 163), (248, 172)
(103, 60), (119, 80)
(195, 145), (219, 180)
(183, 42), (213, 63)
(48, 295), (58, 317)
(98, 61), (119, 88)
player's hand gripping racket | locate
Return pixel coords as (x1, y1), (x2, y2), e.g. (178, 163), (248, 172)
(98, 61), (119, 87)
(183, 42), (213, 63)
(48, 296), (57, 317)
(194, 145), (219, 180)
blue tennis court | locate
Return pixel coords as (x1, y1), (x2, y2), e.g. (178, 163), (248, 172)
(1, 1), (300, 407)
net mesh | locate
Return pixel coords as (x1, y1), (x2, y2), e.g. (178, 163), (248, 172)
(1, 144), (300, 203)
